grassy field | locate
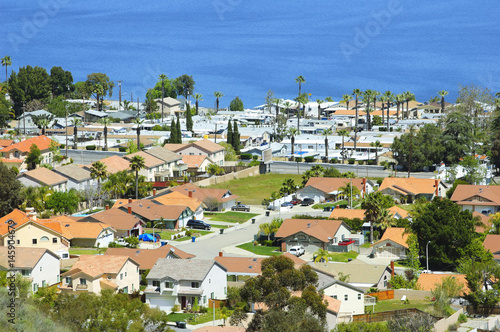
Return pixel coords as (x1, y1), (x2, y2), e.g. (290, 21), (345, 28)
(237, 242), (282, 256)
(370, 299), (434, 313)
(329, 250), (359, 262)
(174, 230), (213, 242)
(207, 211), (259, 224)
(69, 248), (102, 255)
(207, 173), (304, 205)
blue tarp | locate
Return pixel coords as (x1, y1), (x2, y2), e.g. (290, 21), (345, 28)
(139, 233), (160, 242)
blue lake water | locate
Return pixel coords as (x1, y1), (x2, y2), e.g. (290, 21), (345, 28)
(1, 0), (499, 107)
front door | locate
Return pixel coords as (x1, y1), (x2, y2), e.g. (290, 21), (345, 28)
(181, 296), (187, 309)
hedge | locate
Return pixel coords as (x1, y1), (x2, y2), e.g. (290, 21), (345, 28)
(118, 146), (127, 152)
(241, 153), (252, 160)
(348, 158), (355, 164)
(86, 145), (96, 150)
(295, 157), (303, 162)
(304, 156), (315, 163)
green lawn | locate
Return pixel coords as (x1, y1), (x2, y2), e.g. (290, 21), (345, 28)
(328, 250), (359, 262)
(206, 173), (304, 205)
(69, 248), (102, 255)
(208, 211), (259, 224)
(144, 229), (177, 240)
(312, 200), (349, 209)
(369, 299), (434, 314)
(396, 204), (414, 212)
(360, 242), (371, 248)
(167, 312), (194, 322)
(237, 242), (282, 256)
(168, 308), (233, 325)
(174, 230), (213, 242)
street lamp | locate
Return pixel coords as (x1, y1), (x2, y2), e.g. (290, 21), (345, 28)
(426, 240), (431, 272)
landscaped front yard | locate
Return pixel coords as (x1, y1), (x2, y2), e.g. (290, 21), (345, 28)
(174, 230), (213, 242)
(144, 229), (177, 240)
(328, 250), (359, 262)
(237, 242), (282, 256)
(368, 299), (434, 314)
(207, 211), (259, 224)
(168, 308), (233, 325)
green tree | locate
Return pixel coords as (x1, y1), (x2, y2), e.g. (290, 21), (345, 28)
(437, 90), (449, 114)
(459, 155), (485, 184)
(8, 65), (51, 116)
(233, 120), (240, 154)
(313, 248), (331, 263)
(370, 140), (383, 164)
(207, 163), (225, 176)
(351, 89), (363, 149)
(32, 113), (54, 136)
(99, 117), (111, 151)
(431, 275), (464, 317)
(288, 127), (298, 160)
(130, 155), (146, 199)
(132, 117), (144, 151)
(85, 72), (115, 111)
(72, 118), (82, 149)
(403, 91), (416, 120)
(46, 189), (80, 215)
(338, 183), (360, 203)
(0, 92), (13, 128)
(1, 55), (12, 90)
(316, 99), (324, 120)
(90, 161), (108, 192)
(294, 93), (308, 131)
(442, 111), (474, 163)
(186, 102), (193, 132)
(361, 191), (382, 243)
(173, 74), (195, 102)
(321, 128), (333, 161)
(0, 162), (23, 217)
(227, 119), (233, 148)
(229, 96), (244, 112)
(214, 91), (224, 112)
(49, 66), (74, 97)
(194, 93), (203, 115)
(337, 129), (349, 163)
(26, 144), (42, 170)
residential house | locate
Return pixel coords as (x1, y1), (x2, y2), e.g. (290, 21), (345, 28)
(329, 206), (409, 221)
(240, 143), (287, 158)
(117, 199), (193, 229)
(54, 216), (116, 248)
(118, 136), (155, 150)
(0, 139), (13, 149)
(451, 185), (500, 215)
(168, 183), (239, 211)
(79, 207), (145, 238)
(124, 151), (165, 182)
(182, 155), (213, 173)
(1, 135), (58, 170)
(297, 177), (374, 203)
(473, 212), (493, 233)
(483, 234), (500, 263)
(60, 255), (140, 294)
(84, 109), (109, 122)
(416, 273), (468, 295)
(145, 259), (227, 312)
(0, 247), (61, 293)
(17, 167), (68, 192)
(379, 178), (446, 203)
(53, 163), (94, 191)
(168, 139), (225, 166)
(105, 245), (195, 273)
(274, 219), (352, 254)
(143, 146), (187, 178)
(0, 209), (70, 259)
(16, 110), (55, 134)
(312, 260), (393, 290)
(94, 155), (130, 175)
(152, 191), (206, 220)
(154, 97), (181, 116)
(372, 227), (409, 259)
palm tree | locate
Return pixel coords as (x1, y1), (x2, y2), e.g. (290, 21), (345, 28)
(322, 128), (333, 161)
(403, 91), (416, 119)
(361, 192), (382, 243)
(130, 155), (146, 199)
(294, 93), (308, 132)
(99, 117), (112, 151)
(351, 89), (363, 150)
(370, 140), (383, 164)
(314, 248), (331, 263)
(194, 93), (203, 115)
(295, 75), (305, 96)
(438, 90), (449, 114)
(90, 161), (108, 193)
(337, 129), (349, 164)
(372, 90), (381, 129)
(259, 223), (276, 241)
(383, 91), (393, 130)
(363, 90), (373, 131)
(214, 91), (224, 113)
(132, 117), (144, 151)
(283, 101), (292, 120)
(338, 183), (360, 202)
(395, 93), (405, 122)
(72, 118), (82, 150)
(288, 127), (298, 161)
(159, 74), (167, 122)
(376, 209), (396, 232)
(103, 171), (128, 199)
(1, 56), (12, 90)
(316, 99), (324, 120)
(342, 94), (353, 110)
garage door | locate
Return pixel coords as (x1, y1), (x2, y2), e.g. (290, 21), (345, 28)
(148, 296), (175, 312)
(376, 247), (401, 259)
(302, 243), (321, 254)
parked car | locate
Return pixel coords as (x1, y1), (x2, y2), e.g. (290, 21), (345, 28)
(231, 204), (250, 212)
(186, 219), (211, 230)
(288, 245), (305, 257)
(301, 198), (315, 206)
(115, 238), (129, 247)
(281, 202), (293, 208)
(290, 198), (302, 205)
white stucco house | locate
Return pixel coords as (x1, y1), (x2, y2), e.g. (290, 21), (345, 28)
(145, 259), (227, 312)
(297, 177), (375, 203)
(53, 164), (95, 191)
(0, 247), (61, 293)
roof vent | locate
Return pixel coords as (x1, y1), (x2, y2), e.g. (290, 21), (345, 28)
(65, 224), (70, 227)
(253, 258), (257, 262)
(307, 223), (311, 228)
(136, 251), (140, 254)
(248, 266), (253, 269)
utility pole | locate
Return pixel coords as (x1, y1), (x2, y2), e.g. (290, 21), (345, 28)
(408, 125), (414, 178)
(22, 101), (26, 138)
(117, 80), (122, 111)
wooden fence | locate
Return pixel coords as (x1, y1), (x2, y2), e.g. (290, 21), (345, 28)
(353, 308), (442, 324)
(366, 290), (394, 301)
(466, 305), (500, 316)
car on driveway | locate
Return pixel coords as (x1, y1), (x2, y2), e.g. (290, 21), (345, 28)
(300, 198), (315, 206)
(281, 202), (293, 208)
(186, 219), (211, 230)
(290, 198), (302, 205)
(288, 245), (305, 257)
(115, 238), (129, 247)
(231, 204), (250, 212)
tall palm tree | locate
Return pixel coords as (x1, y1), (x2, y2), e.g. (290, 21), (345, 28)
(337, 129), (349, 164)
(322, 128), (333, 161)
(383, 91), (393, 130)
(361, 192), (382, 243)
(194, 93), (203, 115)
(363, 90), (373, 131)
(288, 127), (298, 161)
(372, 90), (381, 130)
(1, 56), (12, 90)
(403, 91), (415, 119)
(295, 75), (305, 96)
(72, 118), (82, 150)
(103, 171), (128, 199)
(214, 91), (224, 113)
(99, 117), (112, 151)
(376, 209), (396, 232)
(395, 93), (405, 122)
(130, 155), (146, 199)
(351, 89), (363, 150)
(132, 117), (144, 151)
(316, 99), (324, 120)
(159, 74), (167, 122)
(283, 101), (292, 120)
(90, 161), (108, 193)
(342, 94), (353, 110)
(438, 90), (449, 114)
(370, 140), (383, 164)
(294, 93), (308, 132)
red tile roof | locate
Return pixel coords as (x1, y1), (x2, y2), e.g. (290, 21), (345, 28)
(275, 219), (346, 243)
(451, 185), (500, 206)
(1, 135), (57, 153)
(106, 245), (195, 270)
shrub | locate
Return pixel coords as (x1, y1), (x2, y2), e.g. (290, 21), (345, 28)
(348, 158), (355, 164)
(379, 127), (387, 131)
(265, 240), (273, 247)
(60, 144), (65, 149)
(368, 159), (377, 165)
(304, 156), (314, 163)
(118, 146), (127, 152)
(330, 158), (337, 164)
(358, 160), (365, 165)
(185, 230), (192, 237)
(86, 145), (96, 150)
(241, 153), (252, 160)
(171, 304), (180, 313)
(199, 305), (208, 314)
(252, 155), (258, 161)
(295, 157), (303, 162)
(458, 313), (467, 323)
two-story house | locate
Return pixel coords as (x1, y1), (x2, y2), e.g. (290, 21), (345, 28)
(124, 151), (164, 182)
(145, 259), (227, 312)
(1, 135), (58, 170)
(451, 184), (500, 215)
(53, 164), (95, 191)
(17, 167), (69, 192)
(143, 146), (187, 179)
(166, 139), (225, 167)
(0, 247), (61, 293)
(60, 255), (140, 294)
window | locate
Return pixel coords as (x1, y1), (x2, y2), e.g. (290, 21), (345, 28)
(57, 275), (60, 283)
(125, 272), (127, 277)
(53, 237), (57, 243)
(42, 280), (46, 287)
(62, 253), (69, 259)
(358, 293), (361, 300)
(65, 277), (71, 284)
(33, 284), (38, 292)
(21, 270), (30, 276)
(164, 281), (173, 289)
(224, 287), (227, 295)
(211, 292), (214, 299)
(122, 286), (128, 294)
(191, 282), (199, 288)
(344, 295), (348, 301)
(132, 284), (134, 291)
(203, 296), (207, 304)
(32, 239), (37, 245)
(40, 266), (42, 271)
(80, 278), (87, 285)
(152, 280), (160, 287)
(332, 295), (337, 299)
(120, 273), (123, 280)
(17, 240), (20, 245)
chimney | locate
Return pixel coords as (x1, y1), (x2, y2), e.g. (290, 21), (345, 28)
(362, 178), (367, 198)
(219, 251), (223, 257)
(435, 179), (439, 196)
(105, 205), (109, 210)
(188, 191), (193, 198)
(128, 206), (132, 214)
(128, 198), (132, 204)
(390, 261), (395, 277)
(153, 188), (157, 196)
(29, 212), (37, 221)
